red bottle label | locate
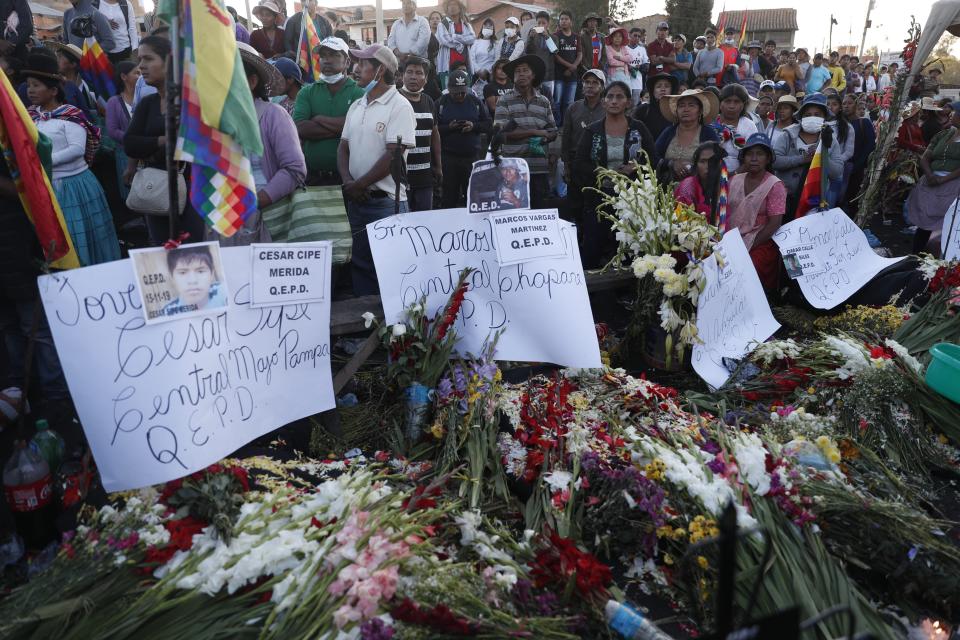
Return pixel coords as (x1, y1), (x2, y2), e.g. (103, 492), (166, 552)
(4, 475), (53, 512)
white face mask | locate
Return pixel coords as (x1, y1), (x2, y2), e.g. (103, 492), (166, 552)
(724, 38), (735, 44)
(533, 26), (544, 33)
(320, 72), (345, 84)
(481, 27), (493, 37)
(801, 116), (824, 133)
(504, 27), (516, 38)
(404, 85), (423, 94)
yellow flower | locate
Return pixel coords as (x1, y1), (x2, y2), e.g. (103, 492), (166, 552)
(697, 556), (709, 570)
(663, 553), (674, 565)
(656, 526), (674, 539)
(430, 422), (445, 439)
(672, 528), (687, 540)
(645, 459), (666, 481)
(807, 387), (817, 395)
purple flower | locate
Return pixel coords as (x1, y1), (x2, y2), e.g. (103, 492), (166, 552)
(360, 618), (395, 640)
(701, 440), (721, 455)
(707, 456), (725, 474)
(453, 366), (468, 393)
(436, 377), (454, 400)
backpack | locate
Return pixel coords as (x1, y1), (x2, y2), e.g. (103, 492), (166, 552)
(92, 0), (130, 33)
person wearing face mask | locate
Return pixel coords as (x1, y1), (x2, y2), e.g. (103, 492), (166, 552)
(771, 93), (845, 218)
(338, 44), (416, 295)
(293, 37), (366, 186)
(496, 16), (524, 62)
(470, 18), (498, 81)
(718, 26), (739, 85)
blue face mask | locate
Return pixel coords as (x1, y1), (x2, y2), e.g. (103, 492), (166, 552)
(363, 69), (382, 94)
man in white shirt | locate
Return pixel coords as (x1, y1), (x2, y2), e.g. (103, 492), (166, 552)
(338, 44), (416, 295)
(626, 27), (648, 105)
(877, 63), (896, 92)
(387, 0), (430, 64)
(96, 0), (138, 64)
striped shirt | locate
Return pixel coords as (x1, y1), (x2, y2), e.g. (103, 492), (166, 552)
(404, 93), (436, 187)
(493, 89), (557, 174)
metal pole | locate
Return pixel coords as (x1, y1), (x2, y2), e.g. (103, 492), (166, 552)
(244, 0), (253, 29)
(166, 13), (181, 241)
(375, 0), (383, 44)
(828, 15), (833, 53)
(859, 0), (874, 58)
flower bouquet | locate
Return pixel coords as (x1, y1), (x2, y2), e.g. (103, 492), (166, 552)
(591, 164), (720, 368)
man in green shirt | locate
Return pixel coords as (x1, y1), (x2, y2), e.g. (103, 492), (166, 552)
(293, 37), (366, 185)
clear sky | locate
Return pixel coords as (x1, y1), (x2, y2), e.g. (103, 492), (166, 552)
(212, 0), (941, 57)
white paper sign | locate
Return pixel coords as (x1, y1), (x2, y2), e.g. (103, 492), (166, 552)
(693, 230), (781, 390)
(488, 209), (567, 265)
(367, 208), (602, 368)
(941, 199), (960, 261)
(250, 242), (330, 308)
(772, 208), (906, 309)
(37, 247), (335, 492)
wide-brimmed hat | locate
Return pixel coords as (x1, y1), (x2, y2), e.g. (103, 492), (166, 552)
(775, 94), (799, 112)
(606, 28), (628, 45)
(738, 132), (775, 163)
(901, 101), (921, 119)
(660, 89), (719, 123)
(504, 53), (545, 84)
(238, 42), (284, 96)
(22, 52), (63, 81)
(921, 96), (943, 111)
(798, 92), (829, 117)
(50, 42), (83, 62)
(647, 71), (679, 94)
(252, 0), (281, 17)
(581, 12), (600, 27)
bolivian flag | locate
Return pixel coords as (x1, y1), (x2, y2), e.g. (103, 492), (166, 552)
(0, 69), (80, 269)
(160, 0), (263, 237)
(794, 141), (829, 218)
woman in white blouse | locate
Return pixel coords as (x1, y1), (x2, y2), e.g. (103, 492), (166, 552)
(23, 53), (120, 266)
(470, 18), (498, 81)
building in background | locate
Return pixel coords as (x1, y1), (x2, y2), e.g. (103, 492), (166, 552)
(619, 13), (668, 38)
(715, 8), (798, 49)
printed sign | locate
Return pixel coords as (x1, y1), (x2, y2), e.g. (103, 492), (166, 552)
(130, 242), (229, 325)
(942, 199), (960, 261)
(489, 209), (567, 265)
(772, 208), (906, 309)
(250, 242), (331, 308)
(367, 208), (601, 368)
(37, 247), (335, 492)
(467, 158), (530, 213)
(693, 230), (781, 390)
(780, 242), (826, 279)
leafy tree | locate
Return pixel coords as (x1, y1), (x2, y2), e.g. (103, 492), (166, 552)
(556, 0), (637, 27)
(926, 33), (960, 85)
(664, 0), (714, 45)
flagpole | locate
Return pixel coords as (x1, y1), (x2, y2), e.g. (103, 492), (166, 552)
(167, 10), (181, 240)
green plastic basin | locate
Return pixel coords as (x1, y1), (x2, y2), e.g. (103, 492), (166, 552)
(926, 343), (960, 405)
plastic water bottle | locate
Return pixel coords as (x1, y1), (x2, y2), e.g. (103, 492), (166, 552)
(3, 441), (57, 550)
(30, 419), (65, 474)
(605, 599), (674, 640)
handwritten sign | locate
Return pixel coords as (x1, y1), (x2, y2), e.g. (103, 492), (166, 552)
(693, 230), (780, 390)
(367, 208), (602, 368)
(467, 158), (531, 213)
(772, 208), (906, 309)
(250, 242), (330, 308)
(37, 247), (335, 492)
(489, 209), (567, 265)
(941, 200), (960, 261)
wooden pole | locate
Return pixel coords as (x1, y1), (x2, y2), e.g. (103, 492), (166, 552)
(166, 13), (181, 240)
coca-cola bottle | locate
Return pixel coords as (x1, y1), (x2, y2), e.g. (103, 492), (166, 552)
(3, 441), (57, 550)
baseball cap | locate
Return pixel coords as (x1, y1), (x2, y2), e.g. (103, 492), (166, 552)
(694, 35), (706, 42)
(315, 36), (349, 54)
(672, 33), (686, 43)
(448, 69), (470, 89)
(349, 43), (399, 73)
(271, 57), (303, 84)
(505, 16), (520, 26)
(657, 21), (669, 30)
(582, 68), (606, 85)
(759, 80), (775, 91)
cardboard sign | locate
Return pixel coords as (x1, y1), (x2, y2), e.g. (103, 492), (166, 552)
(488, 209), (567, 265)
(693, 230), (781, 390)
(772, 208), (906, 309)
(129, 242), (229, 325)
(780, 242), (826, 279)
(367, 208), (602, 368)
(942, 199), (960, 261)
(37, 247), (335, 492)
(467, 158), (531, 213)
(250, 242), (331, 308)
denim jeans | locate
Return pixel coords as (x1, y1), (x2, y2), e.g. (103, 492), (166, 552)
(408, 186), (434, 212)
(553, 79), (578, 126)
(347, 195), (409, 296)
(0, 296), (69, 400)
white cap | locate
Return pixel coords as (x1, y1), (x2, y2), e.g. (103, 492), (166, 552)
(505, 16), (520, 26)
(316, 36), (349, 54)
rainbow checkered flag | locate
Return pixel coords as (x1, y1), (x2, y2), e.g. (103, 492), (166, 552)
(80, 36), (115, 109)
(297, 9), (323, 82)
(166, 0), (262, 237)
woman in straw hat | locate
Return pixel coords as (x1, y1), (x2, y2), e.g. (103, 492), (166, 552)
(23, 52), (120, 266)
(250, 1), (286, 60)
(654, 88), (720, 183)
(766, 94), (797, 149)
(727, 133), (786, 290)
(223, 43), (307, 247)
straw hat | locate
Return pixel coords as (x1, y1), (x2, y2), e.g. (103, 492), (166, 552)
(920, 96), (943, 112)
(775, 94), (799, 112)
(50, 42), (83, 62)
(901, 101), (921, 119)
(660, 89), (719, 123)
(237, 42), (284, 96)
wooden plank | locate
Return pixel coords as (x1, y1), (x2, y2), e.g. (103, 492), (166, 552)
(332, 331), (380, 395)
(584, 269), (635, 292)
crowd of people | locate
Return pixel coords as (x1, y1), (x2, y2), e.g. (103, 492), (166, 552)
(0, 0), (955, 418)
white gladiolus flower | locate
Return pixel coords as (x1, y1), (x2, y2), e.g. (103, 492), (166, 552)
(362, 312), (375, 329)
(391, 324), (407, 338)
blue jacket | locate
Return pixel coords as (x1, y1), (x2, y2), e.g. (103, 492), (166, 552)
(654, 123), (720, 173)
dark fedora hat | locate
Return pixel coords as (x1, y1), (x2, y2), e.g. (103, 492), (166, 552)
(504, 53), (545, 84)
(647, 71), (679, 94)
(22, 51), (63, 82)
